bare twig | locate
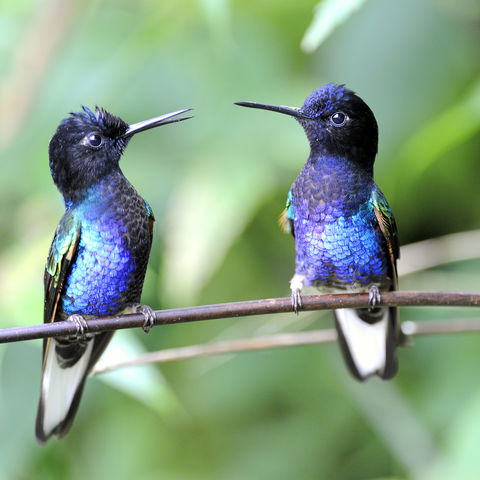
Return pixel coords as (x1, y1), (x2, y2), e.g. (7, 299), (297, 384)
(1, 290), (480, 344)
(91, 317), (480, 375)
(398, 230), (480, 276)
(92, 330), (338, 375)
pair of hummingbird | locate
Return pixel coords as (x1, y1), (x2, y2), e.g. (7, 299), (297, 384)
(36, 83), (399, 443)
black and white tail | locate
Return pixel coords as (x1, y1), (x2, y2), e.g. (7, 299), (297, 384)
(35, 333), (111, 443)
(334, 306), (398, 381)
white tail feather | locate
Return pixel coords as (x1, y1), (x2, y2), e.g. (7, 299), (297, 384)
(335, 308), (388, 379)
(40, 340), (94, 437)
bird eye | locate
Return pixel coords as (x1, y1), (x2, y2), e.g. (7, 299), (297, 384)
(87, 133), (102, 147)
(330, 112), (347, 127)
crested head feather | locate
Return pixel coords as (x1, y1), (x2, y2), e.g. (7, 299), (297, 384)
(49, 106), (131, 201)
(69, 106), (128, 138)
(300, 83), (347, 118)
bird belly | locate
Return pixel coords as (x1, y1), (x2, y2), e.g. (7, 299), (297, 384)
(294, 207), (389, 292)
(61, 227), (137, 317)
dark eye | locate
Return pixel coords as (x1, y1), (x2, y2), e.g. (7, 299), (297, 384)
(330, 112), (347, 126)
(87, 133), (102, 147)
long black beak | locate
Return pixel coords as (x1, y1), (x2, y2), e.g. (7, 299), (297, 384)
(122, 108), (193, 138)
(234, 101), (311, 119)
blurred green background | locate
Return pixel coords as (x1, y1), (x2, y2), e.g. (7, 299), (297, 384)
(1, 0), (479, 478)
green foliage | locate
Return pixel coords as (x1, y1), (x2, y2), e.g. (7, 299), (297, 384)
(0, 0), (479, 478)
(301, 0), (369, 52)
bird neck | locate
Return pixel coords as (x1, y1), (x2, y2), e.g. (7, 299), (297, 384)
(62, 169), (127, 206)
(308, 134), (376, 175)
(308, 149), (374, 180)
(296, 151), (375, 208)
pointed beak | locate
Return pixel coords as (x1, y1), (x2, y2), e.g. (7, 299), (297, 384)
(234, 101), (311, 119)
(121, 108), (193, 138)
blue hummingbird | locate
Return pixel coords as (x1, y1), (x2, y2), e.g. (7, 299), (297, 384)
(236, 84), (400, 381)
(35, 106), (192, 442)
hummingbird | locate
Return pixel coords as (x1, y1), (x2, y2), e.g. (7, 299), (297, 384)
(35, 105), (192, 443)
(236, 84), (399, 381)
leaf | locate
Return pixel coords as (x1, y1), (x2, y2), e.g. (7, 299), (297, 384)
(301, 0), (369, 53)
(395, 78), (480, 180)
(421, 387), (480, 480)
(340, 375), (440, 477)
(93, 331), (185, 417)
(161, 157), (274, 304)
(198, 0), (232, 43)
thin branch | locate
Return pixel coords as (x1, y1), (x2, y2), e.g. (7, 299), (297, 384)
(398, 230), (480, 276)
(92, 330), (338, 375)
(91, 317), (480, 375)
(1, 291), (480, 344)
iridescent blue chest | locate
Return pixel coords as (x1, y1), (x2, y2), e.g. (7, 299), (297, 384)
(289, 155), (389, 291)
(58, 175), (152, 316)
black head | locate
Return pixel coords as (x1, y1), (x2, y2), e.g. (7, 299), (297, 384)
(49, 106), (192, 202)
(236, 84), (378, 169)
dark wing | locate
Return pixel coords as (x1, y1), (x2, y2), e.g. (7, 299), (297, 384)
(371, 186), (399, 289)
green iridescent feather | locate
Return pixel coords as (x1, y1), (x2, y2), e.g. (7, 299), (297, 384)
(279, 190), (295, 235)
(370, 186), (399, 285)
(44, 212), (81, 325)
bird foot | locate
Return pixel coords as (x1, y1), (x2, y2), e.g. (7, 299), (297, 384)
(136, 305), (156, 334)
(368, 285), (381, 311)
(66, 314), (89, 341)
(291, 289), (303, 314)
(290, 274), (305, 314)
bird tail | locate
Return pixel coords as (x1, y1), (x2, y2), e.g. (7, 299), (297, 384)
(35, 333), (111, 443)
(333, 306), (398, 381)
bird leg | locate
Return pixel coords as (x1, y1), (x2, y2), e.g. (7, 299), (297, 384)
(136, 305), (156, 334)
(368, 285), (381, 311)
(290, 274), (306, 314)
